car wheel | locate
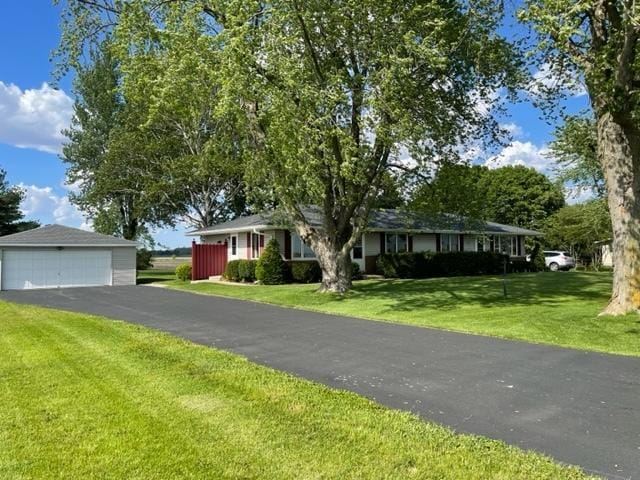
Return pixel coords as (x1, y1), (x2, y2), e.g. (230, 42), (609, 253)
(549, 262), (559, 272)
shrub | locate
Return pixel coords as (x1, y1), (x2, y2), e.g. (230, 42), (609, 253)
(529, 243), (546, 272)
(256, 239), (287, 284)
(224, 260), (241, 282)
(289, 261), (322, 283)
(136, 249), (153, 270)
(175, 263), (192, 281)
(376, 251), (509, 279)
(237, 260), (257, 282)
(351, 262), (362, 280)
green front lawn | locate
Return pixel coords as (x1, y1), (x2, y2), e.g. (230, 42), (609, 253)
(0, 302), (592, 479)
(164, 272), (640, 357)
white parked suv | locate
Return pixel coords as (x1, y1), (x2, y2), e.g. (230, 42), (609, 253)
(543, 251), (576, 271)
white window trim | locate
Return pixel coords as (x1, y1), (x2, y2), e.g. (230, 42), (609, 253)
(230, 235), (238, 257)
(385, 233), (408, 254)
(291, 233), (316, 260)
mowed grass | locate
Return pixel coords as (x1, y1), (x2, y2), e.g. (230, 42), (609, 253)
(165, 272), (640, 357)
(0, 302), (593, 479)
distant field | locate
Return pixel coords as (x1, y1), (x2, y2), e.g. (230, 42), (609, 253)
(150, 256), (190, 270)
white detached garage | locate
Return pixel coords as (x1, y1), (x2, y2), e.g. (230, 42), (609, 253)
(0, 225), (138, 290)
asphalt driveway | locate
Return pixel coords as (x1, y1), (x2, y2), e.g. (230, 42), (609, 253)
(2, 285), (639, 479)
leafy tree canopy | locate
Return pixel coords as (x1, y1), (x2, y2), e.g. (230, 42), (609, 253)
(410, 164), (565, 230)
(0, 168), (39, 237)
(548, 116), (604, 198)
(543, 199), (611, 264)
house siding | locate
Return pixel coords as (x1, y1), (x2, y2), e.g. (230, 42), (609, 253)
(201, 234), (227, 245)
(112, 247), (137, 286)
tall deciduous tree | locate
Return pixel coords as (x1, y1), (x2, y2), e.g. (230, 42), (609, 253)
(521, 0), (640, 314)
(410, 164), (565, 230)
(543, 199), (611, 265)
(548, 116), (605, 197)
(62, 41), (175, 241)
(0, 169), (39, 236)
(57, 0), (522, 293)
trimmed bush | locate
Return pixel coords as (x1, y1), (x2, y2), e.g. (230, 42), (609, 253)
(376, 251), (509, 279)
(237, 260), (257, 282)
(224, 260), (241, 282)
(350, 262), (362, 280)
(256, 239), (287, 284)
(529, 243), (546, 272)
(175, 263), (192, 281)
(289, 261), (322, 283)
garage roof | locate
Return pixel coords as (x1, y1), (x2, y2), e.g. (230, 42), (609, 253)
(0, 224), (139, 247)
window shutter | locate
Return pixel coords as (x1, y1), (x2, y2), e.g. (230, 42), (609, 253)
(246, 232), (251, 258)
(408, 235), (413, 252)
(259, 234), (265, 248)
(380, 233), (385, 254)
(459, 234), (464, 252)
(435, 233), (441, 252)
(284, 230), (292, 259)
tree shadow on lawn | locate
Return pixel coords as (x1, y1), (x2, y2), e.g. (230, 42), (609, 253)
(348, 272), (613, 313)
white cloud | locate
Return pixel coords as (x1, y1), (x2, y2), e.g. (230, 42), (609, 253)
(529, 63), (587, 98)
(0, 81), (73, 154)
(19, 184), (87, 226)
(484, 141), (554, 173)
(499, 122), (523, 139)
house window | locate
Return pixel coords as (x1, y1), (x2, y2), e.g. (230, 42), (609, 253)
(352, 236), (363, 259)
(385, 233), (408, 253)
(440, 234), (459, 253)
(251, 233), (263, 259)
(291, 233), (315, 259)
(476, 235), (486, 252)
(230, 235), (237, 256)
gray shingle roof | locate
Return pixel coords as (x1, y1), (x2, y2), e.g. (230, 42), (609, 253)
(188, 207), (542, 237)
(0, 225), (139, 247)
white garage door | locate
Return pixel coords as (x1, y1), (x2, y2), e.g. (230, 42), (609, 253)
(2, 250), (112, 290)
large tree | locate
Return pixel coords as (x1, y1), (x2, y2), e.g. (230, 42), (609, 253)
(62, 41), (176, 240)
(543, 199), (612, 265)
(57, 0), (522, 293)
(410, 164), (565, 230)
(0, 169), (39, 236)
(548, 116), (605, 198)
(521, 0), (640, 314)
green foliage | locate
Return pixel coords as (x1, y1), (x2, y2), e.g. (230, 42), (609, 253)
(62, 40), (173, 241)
(237, 260), (258, 283)
(411, 164), (488, 221)
(136, 249), (153, 271)
(175, 263), (192, 281)
(224, 260), (241, 282)
(410, 165), (565, 230)
(0, 168), (39, 236)
(376, 252), (509, 279)
(548, 116), (604, 197)
(529, 243), (546, 272)
(543, 199), (612, 265)
(289, 262), (323, 284)
(256, 239), (287, 285)
(350, 262), (362, 281)
(480, 166), (565, 230)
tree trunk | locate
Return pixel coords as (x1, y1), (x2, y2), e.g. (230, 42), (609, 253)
(597, 112), (640, 315)
(312, 238), (353, 294)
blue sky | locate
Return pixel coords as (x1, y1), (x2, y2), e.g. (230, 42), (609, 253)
(0, 1), (589, 248)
